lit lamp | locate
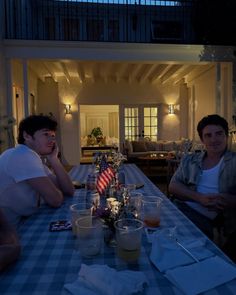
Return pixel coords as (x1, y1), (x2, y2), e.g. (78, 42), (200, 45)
(168, 104), (175, 114)
(65, 104), (71, 114)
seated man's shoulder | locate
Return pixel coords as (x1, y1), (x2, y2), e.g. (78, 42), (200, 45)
(1, 145), (29, 157)
(225, 150), (236, 161)
(230, 150), (236, 157)
(8, 145), (38, 160)
(181, 152), (202, 163)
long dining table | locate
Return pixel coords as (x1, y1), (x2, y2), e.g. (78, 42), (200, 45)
(1, 163), (236, 295)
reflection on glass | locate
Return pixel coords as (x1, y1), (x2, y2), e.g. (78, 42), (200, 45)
(151, 107), (157, 116)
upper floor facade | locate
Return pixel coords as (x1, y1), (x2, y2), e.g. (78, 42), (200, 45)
(3, 0), (236, 46)
(3, 0), (194, 44)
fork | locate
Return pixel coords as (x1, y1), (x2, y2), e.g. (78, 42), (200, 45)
(167, 227), (199, 263)
(175, 239), (200, 263)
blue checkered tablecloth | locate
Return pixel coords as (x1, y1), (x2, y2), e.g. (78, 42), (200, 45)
(1, 164), (236, 294)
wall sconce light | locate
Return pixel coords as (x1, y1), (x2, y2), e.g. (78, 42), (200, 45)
(65, 104), (71, 114)
(168, 104), (175, 114)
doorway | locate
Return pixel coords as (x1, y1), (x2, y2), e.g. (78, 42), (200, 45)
(120, 105), (159, 142)
(80, 105), (119, 148)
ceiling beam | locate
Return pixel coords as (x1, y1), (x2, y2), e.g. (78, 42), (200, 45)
(43, 62), (57, 82)
(109, 63), (119, 83)
(186, 65), (214, 83)
(161, 64), (183, 84)
(117, 63), (129, 83)
(77, 62), (85, 83)
(58, 62), (71, 84)
(28, 63), (44, 83)
(138, 64), (154, 83)
(128, 64), (143, 83)
(173, 65), (196, 85)
(150, 64), (170, 84)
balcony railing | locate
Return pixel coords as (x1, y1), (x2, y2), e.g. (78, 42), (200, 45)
(3, 0), (195, 43)
(3, 0), (236, 45)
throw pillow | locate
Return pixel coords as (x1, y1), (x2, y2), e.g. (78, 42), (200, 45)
(145, 141), (157, 151)
(155, 141), (164, 151)
(162, 141), (174, 151)
(132, 141), (148, 152)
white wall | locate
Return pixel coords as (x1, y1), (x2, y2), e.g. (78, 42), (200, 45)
(77, 80), (177, 104)
(57, 77), (81, 165)
(189, 67), (216, 140)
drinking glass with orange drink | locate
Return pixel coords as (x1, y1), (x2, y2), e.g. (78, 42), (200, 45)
(141, 196), (163, 227)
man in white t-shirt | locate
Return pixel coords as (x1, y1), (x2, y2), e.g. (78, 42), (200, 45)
(0, 115), (74, 226)
(169, 114), (236, 242)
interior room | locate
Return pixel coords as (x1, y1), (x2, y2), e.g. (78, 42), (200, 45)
(80, 105), (119, 146)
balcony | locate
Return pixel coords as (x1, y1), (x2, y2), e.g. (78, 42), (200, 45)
(4, 0), (195, 44)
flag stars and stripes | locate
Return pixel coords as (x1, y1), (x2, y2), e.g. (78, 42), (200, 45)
(96, 156), (115, 195)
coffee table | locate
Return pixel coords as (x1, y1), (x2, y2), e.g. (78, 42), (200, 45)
(138, 153), (174, 176)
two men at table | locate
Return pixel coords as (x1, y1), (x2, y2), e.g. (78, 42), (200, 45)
(0, 115), (74, 227)
(169, 114), (236, 260)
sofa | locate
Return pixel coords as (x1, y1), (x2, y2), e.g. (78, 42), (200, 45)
(123, 139), (193, 160)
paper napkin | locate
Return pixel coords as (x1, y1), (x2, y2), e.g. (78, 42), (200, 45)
(64, 264), (148, 295)
(150, 231), (213, 272)
(165, 256), (236, 295)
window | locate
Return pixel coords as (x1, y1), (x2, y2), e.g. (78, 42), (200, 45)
(63, 18), (80, 40)
(124, 107), (139, 141)
(45, 17), (55, 40)
(151, 20), (182, 40)
(122, 105), (159, 142)
(87, 19), (104, 41)
(144, 107), (158, 141)
(108, 19), (119, 42)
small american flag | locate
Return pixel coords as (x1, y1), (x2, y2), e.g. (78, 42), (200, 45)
(96, 156), (115, 195)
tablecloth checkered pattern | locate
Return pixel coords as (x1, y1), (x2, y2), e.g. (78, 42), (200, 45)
(1, 164), (236, 295)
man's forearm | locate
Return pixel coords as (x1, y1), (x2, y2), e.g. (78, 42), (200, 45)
(168, 181), (201, 202)
(48, 159), (74, 195)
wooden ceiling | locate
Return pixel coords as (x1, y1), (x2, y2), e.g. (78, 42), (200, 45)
(28, 60), (214, 85)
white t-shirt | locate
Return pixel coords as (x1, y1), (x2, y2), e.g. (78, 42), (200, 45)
(186, 157), (223, 220)
(0, 144), (51, 226)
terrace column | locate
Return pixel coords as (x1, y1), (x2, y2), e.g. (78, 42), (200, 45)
(22, 59), (29, 116)
(6, 58), (13, 116)
(179, 82), (189, 139)
(189, 85), (196, 141)
(216, 62), (233, 123)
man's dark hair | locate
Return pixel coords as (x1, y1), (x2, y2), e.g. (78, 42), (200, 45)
(17, 115), (57, 144)
(197, 114), (229, 140)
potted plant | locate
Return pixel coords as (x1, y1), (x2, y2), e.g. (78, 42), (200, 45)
(90, 127), (103, 144)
